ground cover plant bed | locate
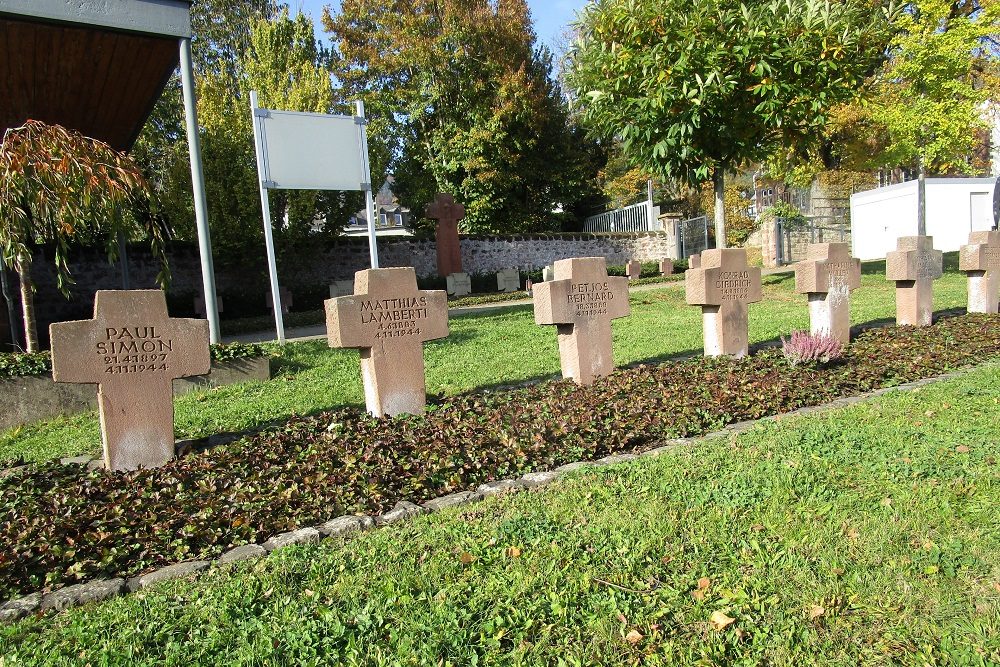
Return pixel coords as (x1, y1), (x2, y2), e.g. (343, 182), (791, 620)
(0, 313), (997, 601)
(2, 364), (997, 664)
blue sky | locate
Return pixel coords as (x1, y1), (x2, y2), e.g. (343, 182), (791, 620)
(288, 0), (589, 51)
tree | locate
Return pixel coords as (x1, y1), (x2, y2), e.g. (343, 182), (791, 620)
(567, 0), (895, 246)
(0, 121), (167, 351)
(324, 0), (598, 233)
(830, 0), (999, 178)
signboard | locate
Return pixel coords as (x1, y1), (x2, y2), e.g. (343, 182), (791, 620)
(255, 109), (367, 191)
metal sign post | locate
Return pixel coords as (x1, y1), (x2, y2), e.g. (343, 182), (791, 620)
(250, 91), (287, 345)
(356, 100), (379, 268)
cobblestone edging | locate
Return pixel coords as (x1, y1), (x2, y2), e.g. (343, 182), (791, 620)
(0, 365), (982, 623)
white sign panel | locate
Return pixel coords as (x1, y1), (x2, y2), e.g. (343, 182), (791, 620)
(257, 110), (366, 191)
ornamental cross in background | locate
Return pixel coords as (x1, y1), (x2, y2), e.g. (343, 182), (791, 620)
(793, 242), (861, 344)
(685, 248), (763, 357)
(959, 230), (1000, 314)
(533, 257), (630, 385)
(885, 236), (942, 326)
(49, 290), (210, 471)
(426, 193), (465, 277)
(326, 267), (448, 417)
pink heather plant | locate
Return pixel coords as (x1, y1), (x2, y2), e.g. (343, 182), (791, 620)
(781, 330), (844, 367)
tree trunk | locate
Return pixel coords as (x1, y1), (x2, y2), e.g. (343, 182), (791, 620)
(15, 252), (38, 353)
(713, 168), (727, 249)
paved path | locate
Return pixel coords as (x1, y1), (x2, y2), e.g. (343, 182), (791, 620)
(225, 267), (796, 345)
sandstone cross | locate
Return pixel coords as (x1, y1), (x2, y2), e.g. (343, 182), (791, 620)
(685, 248), (763, 357)
(426, 193), (464, 277)
(793, 242), (861, 344)
(49, 290), (210, 471)
(533, 257), (630, 385)
(326, 267), (448, 417)
(885, 236), (942, 326)
(446, 272), (471, 296)
(626, 260), (641, 280)
(659, 259), (674, 276)
(959, 230), (1000, 314)
(497, 268), (520, 292)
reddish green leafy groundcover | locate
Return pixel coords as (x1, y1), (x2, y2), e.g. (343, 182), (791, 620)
(1, 314), (997, 600)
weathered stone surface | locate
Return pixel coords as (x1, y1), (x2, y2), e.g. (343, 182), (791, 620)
(317, 515), (369, 538)
(218, 544), (267, 564)
(533, 257), (630, 385)
(0, 593), (42, 623)
(626, 260), (642, 280)
(688, 253), (701, 269)
(959, 230), (1000, 314)
(265, 287), (293, 314)
(639, 445), (675, 458)
(326, 267), (449, 417)
(497, 268), (521, 293)
(446, 272), (471, 297)
(886, 236), (942, 326)
(685, 249), (762, 357)
(793, 243), (861, 344)
(477, 478), (527, 496)
(262, 527), (321, 552)
(128, 561), (210, 591)
(60, 455), (93, 466)
(520, 470), (560, 488)
(40, 579), (125, 612)
(422, 491), (482, 512)
(660, 259), (674, 276)
(597, 453), (640, 465)
(376, 501), (427, 525)
(426, 193), (465, 277)
(49, 290), (210, 472)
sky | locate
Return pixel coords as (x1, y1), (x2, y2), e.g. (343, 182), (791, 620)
(289, 0), (589, 52)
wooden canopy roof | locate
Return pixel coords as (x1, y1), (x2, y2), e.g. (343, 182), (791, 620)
(0, 0), (193, 151)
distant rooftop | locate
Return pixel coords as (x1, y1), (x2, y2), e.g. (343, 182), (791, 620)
(0, 0), (193, 150)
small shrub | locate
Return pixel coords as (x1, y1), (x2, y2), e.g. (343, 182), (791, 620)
(781, 330), (844, 366)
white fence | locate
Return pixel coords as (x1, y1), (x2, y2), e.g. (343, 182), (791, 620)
(583, 201), (659, 233)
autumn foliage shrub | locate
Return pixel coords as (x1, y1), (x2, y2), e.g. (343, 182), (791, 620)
(781, 330), (844, 366)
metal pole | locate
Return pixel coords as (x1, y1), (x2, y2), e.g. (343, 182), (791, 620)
(916, 158), (927, 236)
(117, 232), (131, 289)
(179, 37), (221, 344)
(250, 91), (287, 345)
(647, 178), (655, 230)
(355, 101), (379, 268)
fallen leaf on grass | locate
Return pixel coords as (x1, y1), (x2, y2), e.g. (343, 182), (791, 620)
(459, 552), (476, 565)
(956, 445), (971, 453)
(710, 610), (736, 631)
(505, 547), (522, 559)
(625, 630), (643, 645)
(808, 605), (825, 620)
(697, 577), (711, 590)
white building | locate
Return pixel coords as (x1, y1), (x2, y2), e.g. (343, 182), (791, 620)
(850, 178), (997, 260)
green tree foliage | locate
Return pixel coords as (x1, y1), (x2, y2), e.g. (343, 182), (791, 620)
(830, 0), (1000, 176)
(0, 121), (164, 351)
(324, 0), (600, 233)
(567, 0), (895, 244)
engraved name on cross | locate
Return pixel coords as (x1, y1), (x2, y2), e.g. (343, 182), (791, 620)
(50, 290), (210, 471)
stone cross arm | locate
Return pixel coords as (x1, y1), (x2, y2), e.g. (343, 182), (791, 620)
(685, 249), (763, 306)
(534, 276), (630, 325)
(886, 236), (943, 282)
(794, 243), (861, 294)
(425, 193), (465, 224)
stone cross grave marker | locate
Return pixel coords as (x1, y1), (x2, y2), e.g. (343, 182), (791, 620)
(326, 267), (448, 417)
(660, 259), (674, 276)
(959, 230), (1000, 313)
(446, 272), (471, 297)
(685, 248), (762, 357)
(793, 242), (861, 344)
(542, 264), (554, 282)
(497, 268), (520, 293)
(50, 290), (210, 471)
(426, 193), (464, 277)
(626, 260), (641, 281)
(688, 253), (701, 269)
(885, 236), (942, 326)
(266, 287), (292, 314)
(533, 257), (630, 385)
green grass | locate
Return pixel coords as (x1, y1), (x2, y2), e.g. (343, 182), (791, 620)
(0, 256), (971, 465)
(3, 364), (997, 665)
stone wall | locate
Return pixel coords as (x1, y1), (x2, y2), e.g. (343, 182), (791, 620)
(11, 233), (675, 345)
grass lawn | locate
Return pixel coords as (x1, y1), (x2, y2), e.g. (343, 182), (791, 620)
(2, 364), (997, 665)
(0, 256), (971, 465)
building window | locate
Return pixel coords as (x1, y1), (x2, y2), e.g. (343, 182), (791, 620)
(379, 213), (388, 227)
(394, 213), (403, 227)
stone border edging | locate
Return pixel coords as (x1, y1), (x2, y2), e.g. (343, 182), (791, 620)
(0, 362), (984, 624)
